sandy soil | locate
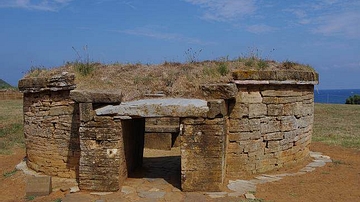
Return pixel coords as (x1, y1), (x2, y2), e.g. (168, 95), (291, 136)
(0, 142), (359, 202)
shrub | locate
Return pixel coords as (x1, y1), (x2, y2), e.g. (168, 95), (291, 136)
(217, 62), (229, 76)
(345, 94), (360, 105)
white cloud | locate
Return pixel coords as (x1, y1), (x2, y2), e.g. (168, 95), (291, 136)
(0, 0), (72, 11)
(184, 0), (257, 21)
(284, 0), (360, 38)
(113, 27), (216, 45)
(313, 11), (360, 39)
(246, 24), (276, 34)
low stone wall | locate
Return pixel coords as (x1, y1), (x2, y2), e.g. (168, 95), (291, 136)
(0, 89), (23, 100)
(19, 73), (79, 178)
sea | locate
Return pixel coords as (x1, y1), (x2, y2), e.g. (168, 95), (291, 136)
(314, 89), (360, 104)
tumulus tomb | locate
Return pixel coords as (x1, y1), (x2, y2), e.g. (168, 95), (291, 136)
(19, 60), (319, 192)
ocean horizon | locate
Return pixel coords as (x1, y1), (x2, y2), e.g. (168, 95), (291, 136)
(314, 89), (360, 104)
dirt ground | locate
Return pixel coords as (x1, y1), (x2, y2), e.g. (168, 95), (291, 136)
(1, 142), (359, 202)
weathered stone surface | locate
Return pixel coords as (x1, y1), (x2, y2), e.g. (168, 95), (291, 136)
(26, 176), (52, 197)
(19, 73), (76, 93)
(70, 89), (122, 103)
(145, 126), (179, 133)
(79, 103), (94, 122)
(146, 117), (179, 126)
(249, 103), (267, 118)
(207, 99), (227, 118)
(144, 133), (172, 150)
(181, 117), (226, 192)
(96, 98), (209, 117)
(201, 83), (237, 99)
(232, 70), (319, 82)
(237, 91), (262, 103)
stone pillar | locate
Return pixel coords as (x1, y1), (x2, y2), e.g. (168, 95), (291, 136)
(19, 73), (80, 178)
(180, 117), (226, 191)
(78, 110), (123, 191)
(71, 90), (125, 192)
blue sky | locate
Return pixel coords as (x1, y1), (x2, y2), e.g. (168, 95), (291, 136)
(0, 0), (359, 89)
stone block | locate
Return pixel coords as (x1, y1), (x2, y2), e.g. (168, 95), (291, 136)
(260, 117), (280, 134)
(229, 118), (260, 132)
(26, 176), (52, 197)
(145, 125), (179, 133)
(201, 83), (237, 99)
(144, 133), (172, 150)
(207, 99), (227, 118)
(249, 103), (267, 118)
(19, 73), (76, 93)
(264, 132), (284, 141)
(49, 106), (74, 116)
(145, 117), (179, 126)
(267, 104), (283, 116)
(79, 103), (94, 122)
(70, 89), (122, 104)
(229, 103), (248, 118)
(280, 116), (298, 132)
(228, 131), (262, 141)
(237, 91), (263, 103)
(96, 98), (209, 118)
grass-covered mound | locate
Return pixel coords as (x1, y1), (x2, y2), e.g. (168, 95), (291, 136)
(24, 57), (317, 101)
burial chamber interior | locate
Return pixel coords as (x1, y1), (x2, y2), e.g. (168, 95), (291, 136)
(18, 67), (319, 192)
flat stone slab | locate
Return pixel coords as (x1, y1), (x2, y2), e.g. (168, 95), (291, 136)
(227, 180), (256, 195)
(96, 98), (209, 118)
(138, 191), (166, 198)
(26, 176), (52, 197)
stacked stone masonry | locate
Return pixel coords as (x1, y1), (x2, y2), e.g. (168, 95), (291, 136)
(19, 69), (318, 192)
(227, 85), (314, 178)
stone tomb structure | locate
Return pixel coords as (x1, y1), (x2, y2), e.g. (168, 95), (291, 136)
(19, 69), (318, 192)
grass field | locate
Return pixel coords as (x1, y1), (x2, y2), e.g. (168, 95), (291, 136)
(0, 100), (359, 155)
(0, 100), (24, 154)
(313, 103), (360, 149)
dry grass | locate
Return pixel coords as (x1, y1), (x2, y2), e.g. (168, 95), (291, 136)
(24, 58), (315, 101)
(0, 100), (24, 154)
(313, 103), (360, 149)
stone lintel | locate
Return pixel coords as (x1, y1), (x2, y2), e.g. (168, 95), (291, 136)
(233, 80), (319, 85)
(232, 70), (319, 82)
(95, 98), (209, 118)
(201, 83), (237, 99)
(18, 72), (76, 93)
(70, 89), (122, 104)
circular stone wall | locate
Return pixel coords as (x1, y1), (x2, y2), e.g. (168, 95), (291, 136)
(225, 70), (318, 178)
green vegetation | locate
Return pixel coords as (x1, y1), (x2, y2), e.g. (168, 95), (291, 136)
(345, 94), (360, 105)
(27, 66), (47, 77)
(0, 79), (13, 89)
(26, 195), (36, 201)
(313, 103), (360, 149)
(3, 169), (17, 178)
(0, 100), (24, 154)
(217, 62), (229, 76)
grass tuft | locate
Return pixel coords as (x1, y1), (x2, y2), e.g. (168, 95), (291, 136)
(3, 169), (17, 178)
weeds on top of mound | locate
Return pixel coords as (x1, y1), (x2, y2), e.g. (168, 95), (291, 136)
(22, 49), (315, 101)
